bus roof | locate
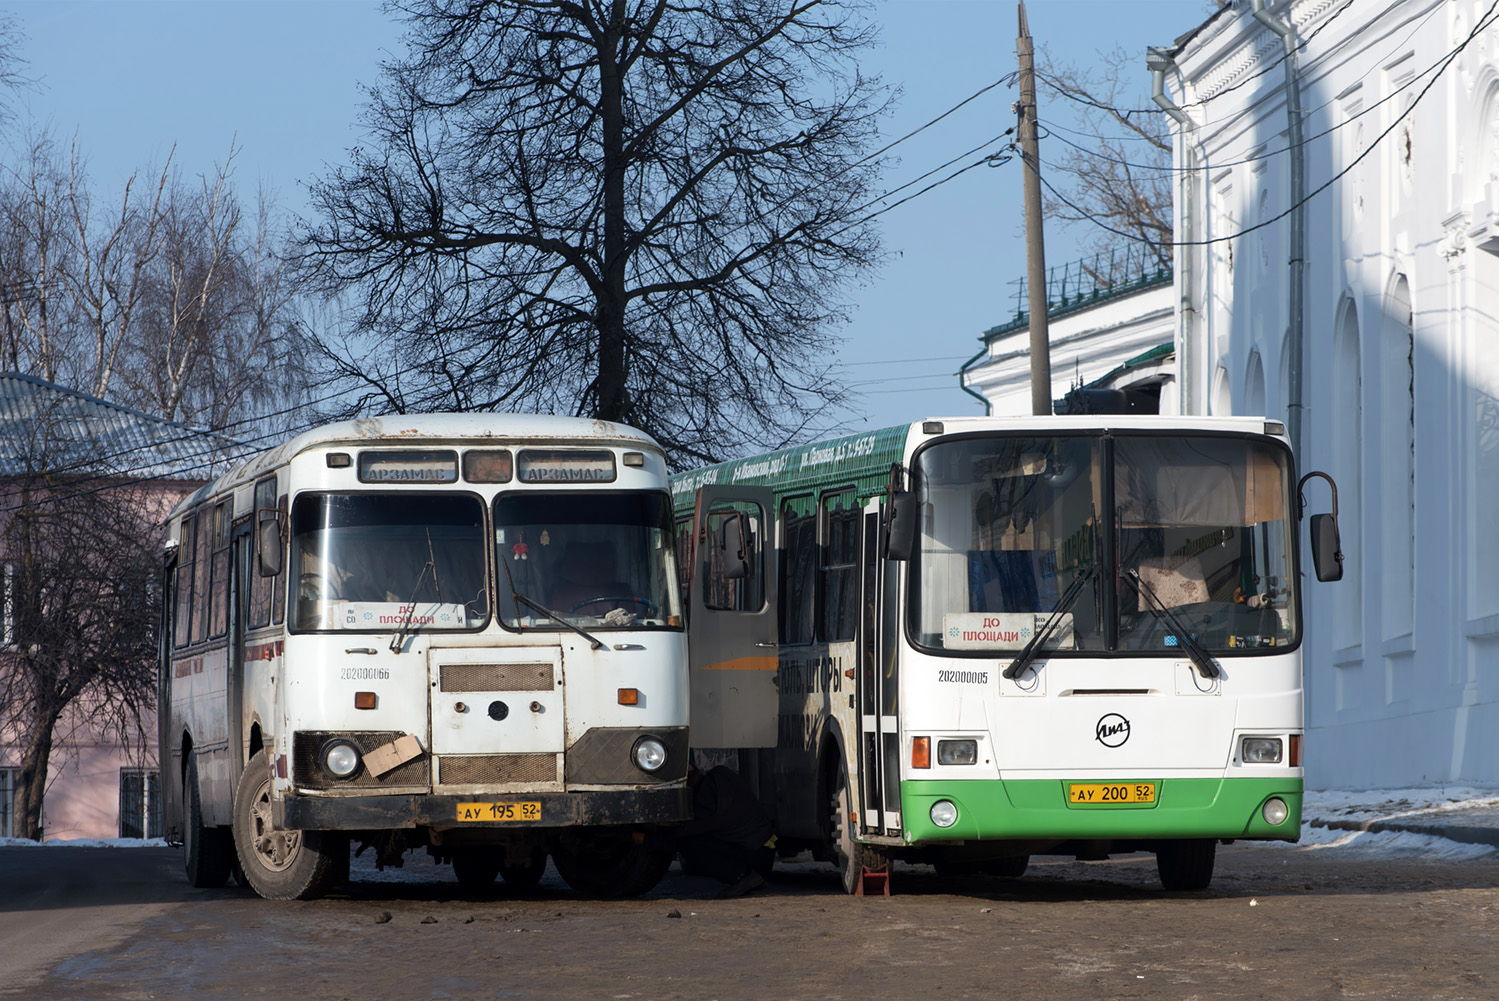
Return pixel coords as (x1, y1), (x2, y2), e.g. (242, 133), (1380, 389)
(668, 414), (1286, 506)
(171, 413), (665, 519)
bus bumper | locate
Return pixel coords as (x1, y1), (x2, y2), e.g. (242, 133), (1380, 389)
(278, 785), (691, 832)
(900, 776), (1303, 845)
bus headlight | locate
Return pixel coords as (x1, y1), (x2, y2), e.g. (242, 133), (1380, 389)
(937, 739), (978, 765)
(632, 736), (667, 773)
(1262, 797), (1290, 826)
(1241, 737), (1283, 764)
(322, 740), (362, 779)
(930, 800), (958, 828)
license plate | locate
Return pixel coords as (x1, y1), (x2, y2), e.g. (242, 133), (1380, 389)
(456, 801), (542, 822)
(1067, 782), (1157, 805)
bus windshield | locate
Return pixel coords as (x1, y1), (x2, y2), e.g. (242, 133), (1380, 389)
(290, 493), (489, 632)
(909, 433), (1298, 656)
(494, 491), (683, 630)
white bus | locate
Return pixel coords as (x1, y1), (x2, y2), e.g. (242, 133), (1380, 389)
(159, 414), (734, 900)
(671, 416), (1342, 893)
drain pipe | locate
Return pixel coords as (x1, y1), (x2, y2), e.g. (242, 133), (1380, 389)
(1252, 0), (1306, 457)
(958, 346), (994, 415)
(1147, 46), (1198, 415)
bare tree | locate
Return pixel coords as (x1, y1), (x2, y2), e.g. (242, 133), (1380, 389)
(301, 0), (890, 466)
(0, 130), (312, 434)
(1037, 46), (1173, 271)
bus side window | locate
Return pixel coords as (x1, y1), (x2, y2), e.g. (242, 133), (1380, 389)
(781, 495), (815, 644)
(819, 490), (858, 643)
(249, 478), (276, 629)
(209, 500), (231, 638)
(674, 516), (694, 598)
(190, 508), (212, 644)
(705, 504), (765, 612)
(173, 515), (196, 648)
(271, 495), (288, 626)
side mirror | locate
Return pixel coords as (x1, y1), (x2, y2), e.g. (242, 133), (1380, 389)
(257, 516), (283, 578)
(718, 513), (751, 580)
(1309, 512), (1343, 582)
(885, 490), (916, 561)
(1298, 471), (1343, 583)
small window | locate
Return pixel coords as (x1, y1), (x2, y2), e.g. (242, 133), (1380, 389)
(174, 515), (197, 648)
(704, 502), (765, 612)
(463, 450), (513, 483)
(516, 449), (617, 484)
(674, 516), (694, 598)
(780, 496), (816, 644)
(272, 495), (288, 626)
(249, 478), (276, 630)
(208, 500), (232, 638)
(819, 491), (859, 642)
(190, 509), (212, 644)
(0, 561), (13, 648)
(0, 767), (14, 838)
(118, 768), (161, 840)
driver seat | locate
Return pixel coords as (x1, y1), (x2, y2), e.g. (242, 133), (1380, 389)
(550, 542), (629, 612)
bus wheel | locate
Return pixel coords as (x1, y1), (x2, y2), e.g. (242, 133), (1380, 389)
(182, 755), (233, 888)
(828, 754), (882, 895)
(232, 749), (341, 901)
(552, 829), (672, 898)
(452, 847), (503, 892)
(499, 848), (548, 891)
(982, 854), (1030, 878)
(1156, 839), (1216, 891)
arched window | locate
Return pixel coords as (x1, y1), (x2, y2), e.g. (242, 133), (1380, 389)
(1244, 352), (1266, 416)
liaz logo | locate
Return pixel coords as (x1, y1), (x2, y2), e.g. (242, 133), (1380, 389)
(1095, 713), (1131, 748)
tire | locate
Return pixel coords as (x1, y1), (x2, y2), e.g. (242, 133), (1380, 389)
(1156, 839), (1216, 891)
(452, 847), (503, 892)
(552, 830), (672, 898)
(982, 854), (1030, 879)
(499, 848), (548, 891)
(182, 755), (233, 888)
(828, 753), (884, 895)
(232, 749), (342, 901)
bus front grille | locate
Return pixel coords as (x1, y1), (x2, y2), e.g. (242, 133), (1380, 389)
(439, 662), (555, 692)
(438, 753), (560, 785)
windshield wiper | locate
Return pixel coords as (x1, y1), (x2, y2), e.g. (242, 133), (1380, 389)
(1003, 562), (1099, 680)
(1123, 569), (1220, 679)
(495, 545), (603, 650)
(510, 591), (604, 651)
(390, 530), (441, 653)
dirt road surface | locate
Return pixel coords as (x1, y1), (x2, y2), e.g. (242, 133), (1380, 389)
(5, 842), (1498, 1000)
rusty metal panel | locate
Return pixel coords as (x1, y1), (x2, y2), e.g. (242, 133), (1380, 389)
(439, 662), (554, 692)
(437, 753), (560, 785)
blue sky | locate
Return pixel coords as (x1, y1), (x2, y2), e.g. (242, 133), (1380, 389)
(9, 0), (1211, 436)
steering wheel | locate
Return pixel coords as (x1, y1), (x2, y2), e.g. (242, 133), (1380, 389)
(298, 572), (329, 601)
(567, 595), (660, 618)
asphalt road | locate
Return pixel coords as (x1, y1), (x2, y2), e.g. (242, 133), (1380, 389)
(5, 842), (1499, 1000)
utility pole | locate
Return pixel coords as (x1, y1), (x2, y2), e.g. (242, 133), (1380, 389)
(1016, 1), (1052, 416)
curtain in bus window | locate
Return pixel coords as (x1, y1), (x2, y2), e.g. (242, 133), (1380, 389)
(820, 492), (859, 642)
(781, 496), (815, 643)
(1115, 437), (1285, 528)
(174, 516), (196, 647)
(190, 509), (212, 643)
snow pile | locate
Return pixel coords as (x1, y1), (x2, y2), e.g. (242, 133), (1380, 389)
(1283, 787), (1499, 861)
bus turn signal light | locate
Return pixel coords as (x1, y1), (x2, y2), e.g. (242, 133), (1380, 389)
(1289, 734), (1303, 767)
(912, 736), (930, 769)
(618, 688), (640, 706)
(354, 692), (377, 710)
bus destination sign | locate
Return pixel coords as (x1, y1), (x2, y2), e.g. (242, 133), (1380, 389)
(517, 449), (617, 483)
(358, 450), (459, 484)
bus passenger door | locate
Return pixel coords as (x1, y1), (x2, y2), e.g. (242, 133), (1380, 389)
(228, 519), (251, 789)
(688, 485), (778, 748)
(859, 501), (901, 836)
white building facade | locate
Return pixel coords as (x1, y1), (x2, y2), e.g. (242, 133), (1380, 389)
(1156, 0), (1499, 788)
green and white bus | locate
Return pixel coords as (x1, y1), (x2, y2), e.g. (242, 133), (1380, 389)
(671, 416), (1342, 893)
